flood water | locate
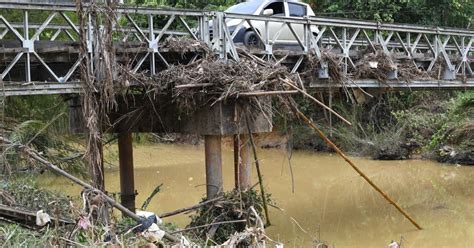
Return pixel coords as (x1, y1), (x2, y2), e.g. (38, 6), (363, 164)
(39, 143), (474, 247)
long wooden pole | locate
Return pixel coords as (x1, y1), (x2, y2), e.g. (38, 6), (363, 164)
(0, 137), (180, 242)
(292, 110), (422, 230)
(244, 112), (271, 227)
(282, 79), (352, 126)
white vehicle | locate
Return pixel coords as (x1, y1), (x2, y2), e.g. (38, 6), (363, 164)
(225, 0), (318, 47)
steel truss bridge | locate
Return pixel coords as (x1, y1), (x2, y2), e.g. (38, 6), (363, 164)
(0, 2), (473, 96)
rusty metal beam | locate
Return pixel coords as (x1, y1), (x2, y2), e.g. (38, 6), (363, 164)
(118, 132), (136, 213)
(204, 135), (223, 199)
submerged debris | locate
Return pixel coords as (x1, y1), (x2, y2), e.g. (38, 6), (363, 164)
(187, 189), (270, 245)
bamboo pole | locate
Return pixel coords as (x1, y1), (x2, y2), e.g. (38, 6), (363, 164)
(238, 90), (299, 96)
(159, 196), (224, 218)
(244, 112), (271, 227)
(0, 137), (180, 242)
(292, 110), (422, 230)
(282, 78), (352, 126)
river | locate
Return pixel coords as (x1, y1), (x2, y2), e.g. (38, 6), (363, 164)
(38, 143), (474, 247)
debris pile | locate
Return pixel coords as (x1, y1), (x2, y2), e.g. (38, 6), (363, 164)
(151, 51), (294, 113)
(161, 36), (210, 54)
(187, 189), (271, 245)
(355, 50), (397, 83)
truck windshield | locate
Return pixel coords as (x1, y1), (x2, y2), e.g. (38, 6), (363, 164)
(225, 0), (262, 14)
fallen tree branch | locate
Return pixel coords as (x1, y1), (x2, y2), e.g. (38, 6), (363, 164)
(159, 196), (224, 218)
(0, 136), (180, 242)
(141, 184), (162, 210)
(291, 109), (422, 230)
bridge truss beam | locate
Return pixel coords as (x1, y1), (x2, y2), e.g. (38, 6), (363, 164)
(0, 2), (472, 96)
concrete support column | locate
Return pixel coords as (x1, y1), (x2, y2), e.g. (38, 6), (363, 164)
(236, 135), (251, 191)
(204, 135), (223, 199)
(118, 132), (136, 212)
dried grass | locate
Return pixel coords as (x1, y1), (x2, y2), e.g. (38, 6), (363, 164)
(150, 53), (293, 113)
(161, 36), (210, 54)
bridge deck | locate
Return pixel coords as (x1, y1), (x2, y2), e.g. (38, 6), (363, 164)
(0, 2), (473, 96)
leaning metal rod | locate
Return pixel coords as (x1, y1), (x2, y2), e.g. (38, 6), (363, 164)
(0, 137), (180, 242)
(244, 111), (271, 227)
(293, 110), (422, 230)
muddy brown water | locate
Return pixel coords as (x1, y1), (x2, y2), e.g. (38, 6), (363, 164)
(39, 144), (474, 247)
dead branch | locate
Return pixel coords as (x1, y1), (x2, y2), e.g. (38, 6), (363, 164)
(0, 136), (180, 242)
(159, 196), (224, 218)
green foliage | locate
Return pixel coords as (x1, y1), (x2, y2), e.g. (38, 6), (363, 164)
(428, 91), (474, 149)
(2, 96), (85, 175)
(125, 0), (236, 10)
(0, 224), (55, 248)
(0, 176), (73, 218)
(292, 90), (473, 160)
(306, 0), (473, 28)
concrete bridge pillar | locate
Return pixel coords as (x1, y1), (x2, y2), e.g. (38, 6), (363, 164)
(118, 132), (136, 212)
(234, 135), (251, 191)
(204, 135), (223, 199)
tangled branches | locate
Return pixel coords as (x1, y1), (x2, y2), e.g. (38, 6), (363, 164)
(151, 50), (296, 115)
(187, 189), (270, 245)
(355, 50), (396, 83)
(161, 36), (211, 54)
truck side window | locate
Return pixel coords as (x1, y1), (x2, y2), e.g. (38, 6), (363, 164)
(263, 2), (285, 16)
(288, 3), (306, 17)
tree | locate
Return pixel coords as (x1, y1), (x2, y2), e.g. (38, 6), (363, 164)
(306, 0), (473, 28)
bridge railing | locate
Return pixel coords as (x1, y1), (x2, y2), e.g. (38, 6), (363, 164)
(0, 2), (211, 83)
(0, 2), (472, 87)
(222, 13), (473, 79)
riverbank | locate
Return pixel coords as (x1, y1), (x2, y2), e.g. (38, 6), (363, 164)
(265, 91), (474, 165)
(140, 91), (473, 165)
